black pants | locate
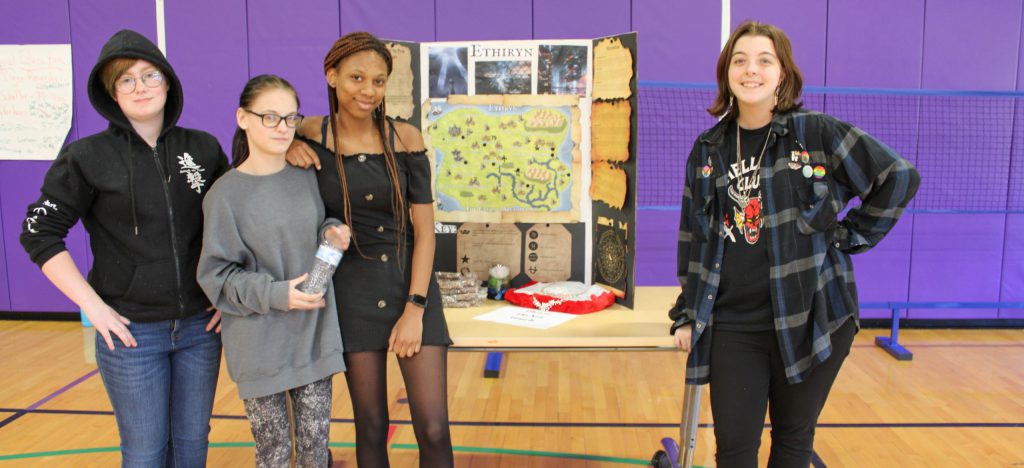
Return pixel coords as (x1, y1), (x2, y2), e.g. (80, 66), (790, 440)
(709, 319), (855, 468)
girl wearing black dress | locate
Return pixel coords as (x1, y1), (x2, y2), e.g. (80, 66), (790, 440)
(288, 31), (454, 467)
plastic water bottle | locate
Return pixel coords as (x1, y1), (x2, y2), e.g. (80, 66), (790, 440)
(300, 240), (343, 295)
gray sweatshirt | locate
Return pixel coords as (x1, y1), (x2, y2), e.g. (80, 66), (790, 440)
(198, 164), (345, 399)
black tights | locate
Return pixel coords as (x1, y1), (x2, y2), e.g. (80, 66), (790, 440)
(344, 346), (454, 468)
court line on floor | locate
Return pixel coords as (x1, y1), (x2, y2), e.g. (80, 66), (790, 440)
(0, 368), (99, 429)
(1, 407), (1021, 429)
(852, 343), (1024, 349)
(0, 442), (666, 465)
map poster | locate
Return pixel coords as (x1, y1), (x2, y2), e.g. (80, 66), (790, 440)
(524, 223), (572, 282)
(423, 94), (582, 224)
(590, 32), (637, 308)
(455, 222), (523, 281)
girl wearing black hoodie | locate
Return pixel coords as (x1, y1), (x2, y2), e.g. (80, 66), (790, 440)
(20, 30), (229, 467)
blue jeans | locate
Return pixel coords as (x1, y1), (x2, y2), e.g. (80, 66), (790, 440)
(95, 311), (222, 468)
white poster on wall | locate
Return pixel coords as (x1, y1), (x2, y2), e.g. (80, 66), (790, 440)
(0, 44), (73, 160)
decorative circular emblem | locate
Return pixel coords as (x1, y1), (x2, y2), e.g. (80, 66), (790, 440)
(597, 229), (626, 284)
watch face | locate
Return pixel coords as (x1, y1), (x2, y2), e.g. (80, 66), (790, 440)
(409, 294), (428, 308)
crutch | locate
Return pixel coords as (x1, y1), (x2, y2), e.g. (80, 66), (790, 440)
(651, 382), (702, 468)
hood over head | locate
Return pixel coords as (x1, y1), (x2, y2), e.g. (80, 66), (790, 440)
(87, 29), (183, 134)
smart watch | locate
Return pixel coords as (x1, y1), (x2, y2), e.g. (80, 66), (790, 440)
(407, 294), (428, 309)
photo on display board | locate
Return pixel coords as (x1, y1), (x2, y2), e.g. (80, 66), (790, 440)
(475, 61), (532, 95)
(428, 47), (469, 98)
(537, 45), (588, 97)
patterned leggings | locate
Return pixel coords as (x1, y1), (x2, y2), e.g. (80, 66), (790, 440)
(242, 377), (333, 468)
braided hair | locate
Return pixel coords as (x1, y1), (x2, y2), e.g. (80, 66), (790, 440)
(323, 32), (407, 262)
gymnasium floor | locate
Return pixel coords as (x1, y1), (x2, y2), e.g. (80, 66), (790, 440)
(0, 320), (1022, 467)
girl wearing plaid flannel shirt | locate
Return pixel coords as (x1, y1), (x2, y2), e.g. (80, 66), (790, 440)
(671, 21), (919, 468)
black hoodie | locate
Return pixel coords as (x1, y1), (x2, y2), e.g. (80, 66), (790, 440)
(20, 29), (229, 322)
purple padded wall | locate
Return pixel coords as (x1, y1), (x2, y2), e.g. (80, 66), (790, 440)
(533, 0), (631, 40)
(0, 194), (8, 311)
(166, 0), (248, 151)
(435, 0), (532, 41)
(1000, 25), (1024, 319)
(910, 214), (1007, 320)
(247, 0), (339, 119)
(636, 210), (678, 287)
(1001, 216), (1024, 319)
(823, 0), (929, 89)
(1, 1), (92, 313)
(341, 0), (436, 41)
(635, 86), (716, 287)
(908, 0), (1021, 319)
(1, 163), (89, 312)
(68, 1), (157, 138)
(0, 1), (84, 312)
(731, 0), (827, 87)
(822, 0), (924, 318)
(921, 1), (1022, 92)
(633, 0), (718, 83)
(825, 0), (924, 89)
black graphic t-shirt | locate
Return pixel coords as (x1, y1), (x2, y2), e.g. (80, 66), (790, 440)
(713, 121), (773, 331)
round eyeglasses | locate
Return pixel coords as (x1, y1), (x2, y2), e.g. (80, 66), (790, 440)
(244, 109), (304, 128)
(115, 71), (165, 94)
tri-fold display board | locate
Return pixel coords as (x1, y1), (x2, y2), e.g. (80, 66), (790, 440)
(383, 33), (638, 307)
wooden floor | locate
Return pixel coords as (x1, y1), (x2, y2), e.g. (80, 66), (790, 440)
(0, 321), (1022, 467)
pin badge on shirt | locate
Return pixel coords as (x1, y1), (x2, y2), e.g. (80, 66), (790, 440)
(790, 151), (801, 162)
(802, 165), (814, 178)
(702, 165), (712, 177)
(800, 151), (810, 164)
(813, 165), (826, 179)
(788, 161), (803, 170)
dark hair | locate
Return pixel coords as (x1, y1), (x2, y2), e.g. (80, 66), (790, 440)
(708, 20), (803, 119)
(231, 74), (299, 168)
(322, 31), (406, 260)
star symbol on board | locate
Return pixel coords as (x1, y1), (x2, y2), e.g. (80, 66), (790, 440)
(461, 255), (470, 264)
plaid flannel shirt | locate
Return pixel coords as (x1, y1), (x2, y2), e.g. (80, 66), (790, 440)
(669, 109), (920, 385)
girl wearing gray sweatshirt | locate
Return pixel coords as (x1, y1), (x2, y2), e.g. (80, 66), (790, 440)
(198, 75), (350, 467)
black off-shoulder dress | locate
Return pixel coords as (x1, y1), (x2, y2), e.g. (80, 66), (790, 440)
(305, 119), (452, 352)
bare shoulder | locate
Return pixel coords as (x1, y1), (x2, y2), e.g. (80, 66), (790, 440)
(392, 120), (425, 152)
(298, 115), (324, 141)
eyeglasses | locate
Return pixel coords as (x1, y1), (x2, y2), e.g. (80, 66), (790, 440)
(244, 109), (304, 128)
(115, 71), (165, 94)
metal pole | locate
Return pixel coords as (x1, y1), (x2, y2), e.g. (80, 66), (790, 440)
(678, 383), (702, 468)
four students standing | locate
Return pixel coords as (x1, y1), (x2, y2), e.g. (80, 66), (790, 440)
(20, 21), (919, 468)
